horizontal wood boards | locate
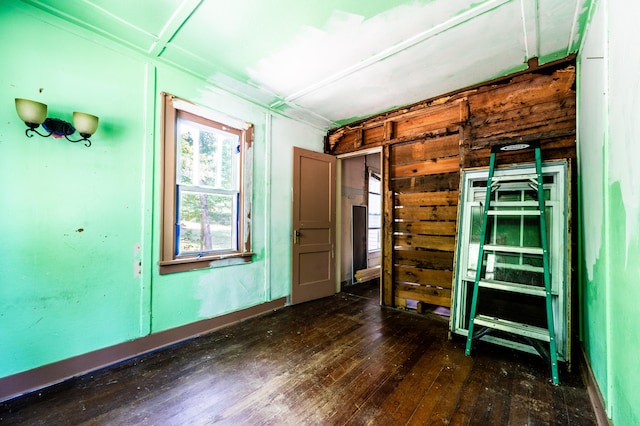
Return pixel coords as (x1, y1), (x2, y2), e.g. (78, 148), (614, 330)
(328, 62), (577, 310)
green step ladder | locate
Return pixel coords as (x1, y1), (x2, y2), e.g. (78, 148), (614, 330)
(464, 141), (559, 385)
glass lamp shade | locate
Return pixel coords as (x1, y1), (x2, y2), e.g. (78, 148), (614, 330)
(15, 98), (47, 126)
(73, 112), (99, 136)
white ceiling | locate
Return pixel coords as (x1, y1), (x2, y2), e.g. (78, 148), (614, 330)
(21, 0), (592, 130)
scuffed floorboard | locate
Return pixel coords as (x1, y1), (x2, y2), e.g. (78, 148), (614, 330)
(1, 288), (595, 425)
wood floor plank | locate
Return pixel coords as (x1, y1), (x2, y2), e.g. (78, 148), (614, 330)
(321, 321), (430, 424)
(445, 353), (488, 426)
(465, 354), (513, 425)
(290, 311), (418, 423)
(342, 332), (440, 426)
(217, 307), (387, 424)
(361, 337), (450, 424)
(405, 342), (474, 425)
(0, 288), (597, 426)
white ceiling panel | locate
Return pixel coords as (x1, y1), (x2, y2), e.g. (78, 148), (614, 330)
(20, 0), (593, 130)
(294, 1), (529, 123)
(538, 0), (585, 62)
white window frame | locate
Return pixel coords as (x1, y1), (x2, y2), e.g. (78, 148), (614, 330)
(367, 169), (382, 252)
(451, 162), (568, 360)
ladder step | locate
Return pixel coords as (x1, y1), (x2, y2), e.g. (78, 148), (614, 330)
(491, 141), (540, 153)
(487, 209), (540, 216)
(478, 279), (546, 296)
(491, 174), (539, 183)
(473, 315), (550, 342)
(482, 244), (544, 255)
(486, 201), (540, 207)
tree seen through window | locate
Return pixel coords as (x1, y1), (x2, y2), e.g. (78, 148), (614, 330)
(176, 119), (240, 254)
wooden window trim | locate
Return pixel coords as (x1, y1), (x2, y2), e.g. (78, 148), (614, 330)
(159, 92), (254, 274)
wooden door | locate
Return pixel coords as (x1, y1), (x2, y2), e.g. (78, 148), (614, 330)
(291, 147), (336, 304)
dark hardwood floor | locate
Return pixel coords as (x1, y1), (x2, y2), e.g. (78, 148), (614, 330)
(1, 282), (596, 425)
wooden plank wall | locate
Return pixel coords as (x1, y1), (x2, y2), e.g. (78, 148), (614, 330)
(327, 62), (577, 311)
(390, 129), (461, 308)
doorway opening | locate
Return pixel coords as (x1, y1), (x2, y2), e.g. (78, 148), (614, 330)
(338, 149), (382, 303)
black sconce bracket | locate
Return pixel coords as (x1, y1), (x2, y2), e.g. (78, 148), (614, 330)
(25, 118), (92, 147)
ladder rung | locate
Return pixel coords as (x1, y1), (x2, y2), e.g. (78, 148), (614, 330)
(491, 174), (539, 183)
(482, 244), (544, 255)
(478, 279), (546, 296)
(485, 201), (540, 207)
(473, 315), (550, 342)
(487, 210), (541, 216)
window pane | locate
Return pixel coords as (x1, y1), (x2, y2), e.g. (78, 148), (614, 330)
(470, 205), (482, 243)
(368, 229), (380, 251)
(178, 126), (195, 186)
(524, 188), (551, 201)
(369, 193), (381, 212)
(177, 119), (240, 190)
(368, 212), (380, 228)
(369, 175), (381, 194)
(496, 190), (521, 202)
(495, 216), (521, 246)
(177, 191), (237, 255)
(368, 173), (382, 251)
(466, 200), (551, 279)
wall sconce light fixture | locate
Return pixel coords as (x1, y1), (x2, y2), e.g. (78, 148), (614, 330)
(15, 98), (99, 147)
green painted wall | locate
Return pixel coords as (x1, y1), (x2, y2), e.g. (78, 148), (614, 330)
(607, 184), (640, 423)
(8, 4), (638, 421)
(578, 0), (640, 424)
(0, 3), (150, 378)
(0, 2), (324, 380)
(577, 0), (609, 404)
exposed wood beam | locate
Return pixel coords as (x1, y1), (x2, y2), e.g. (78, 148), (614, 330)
(328, 56), (576, 134)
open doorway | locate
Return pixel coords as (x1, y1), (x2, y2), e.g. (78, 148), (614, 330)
(338, 150), (382, 302)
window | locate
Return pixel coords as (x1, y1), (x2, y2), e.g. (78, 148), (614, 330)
(451, 162), (568, 360)
(367, 170), (381, 251)
(159, 93), (253, 274)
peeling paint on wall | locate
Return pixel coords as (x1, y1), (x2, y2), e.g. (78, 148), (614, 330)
(579, 1), (640, 424)
(607, 182), (640, 425)
(608, 1), (640, 264)
(577, 0), (606, 281)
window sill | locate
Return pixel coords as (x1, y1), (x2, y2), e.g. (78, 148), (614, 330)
(159, 252), (254, 275)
